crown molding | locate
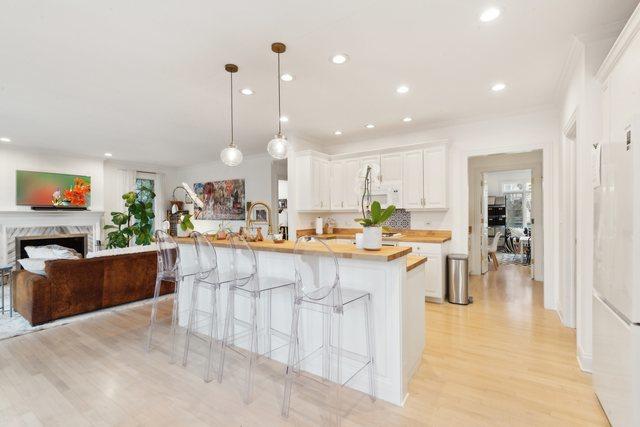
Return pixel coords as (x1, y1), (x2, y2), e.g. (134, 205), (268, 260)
(596, 3), (640, 83)
(553, 37), (584, 101)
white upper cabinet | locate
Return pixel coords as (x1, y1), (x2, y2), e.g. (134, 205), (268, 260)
(380, 153), (403, 183)
(330, 160), (345, 210)
(402, 150), (424, 209)
(344, 159), (360, 209)
(296, 152), (331, 212)
(423, 145), (448, 209)
(359, 155), (381, 181)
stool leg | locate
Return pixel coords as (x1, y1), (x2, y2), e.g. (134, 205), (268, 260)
(322, 306), (332, 381)
(245, 293), (259, 404)
(281, 301), (300, 417)
(266, 289), (272, 358)
(204, 285), (218, 383)
(364, 295), (376, 401)
(218, 287), (235, 383)
(169, 278), (182, 364)
(183, 279), (200, 366)
(9, 270), (13, 317)
(145, 275), (163, 353)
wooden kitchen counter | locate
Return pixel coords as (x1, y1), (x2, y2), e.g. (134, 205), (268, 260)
(406, 255), (428, 271)
(297, 228), (452, 243)
(173, 236), (411, 262)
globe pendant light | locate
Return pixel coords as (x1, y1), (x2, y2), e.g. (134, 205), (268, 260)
(220, 64), (243, 166)
(267, 42), (289, 159)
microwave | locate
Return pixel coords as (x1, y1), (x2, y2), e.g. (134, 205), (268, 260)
(370, 181), (401, 208)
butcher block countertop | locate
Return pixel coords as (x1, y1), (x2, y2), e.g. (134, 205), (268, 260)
(297, 228), (452, 244)
(173, 236), (411, 262)
(406, 255), (428, 272)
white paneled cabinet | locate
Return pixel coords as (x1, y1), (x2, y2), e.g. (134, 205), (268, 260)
(330, 159), (360, 211)
(296, 152), (331, 212)
(380, 153), (403, 183)
(406, 241), (449, 303)
(401, 144), (448, 211)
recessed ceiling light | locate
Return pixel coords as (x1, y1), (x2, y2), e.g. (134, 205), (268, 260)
(104, 152), (113, 157)
(240, 88), (254, 95)
(479, 7), (501, 23)
(0, 137), (11, 143)
(365, 124), (375, 129)
(334, 130), (343, 135)
(396, 85), (409, 94)
(331, 54), (349, 64)
(280, 73), (293, 82)
(279, 116), (289, 122)
(403, 117), (413, 122)
(491, 82), (507, 92)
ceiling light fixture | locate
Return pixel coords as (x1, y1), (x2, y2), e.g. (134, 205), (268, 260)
(268, 43), (289, 160)
(479, 7), (501, 23)
(403, 117), (413, 122)
(240, 88), (254, 95)
(0, 137), (11, 143)
(280, 73), (293, 82)
(334, 130), (342, 135)
(491, 82), (507, 92)
(365, 124), (375, 129)
(396, 85), (409, 94)
(220, 64), (243, 167)
(331, 54), (349, 64)
(104, 152), (113, 157)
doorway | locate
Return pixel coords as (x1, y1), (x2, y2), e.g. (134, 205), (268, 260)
(468, 151), (543, 284)
(559, 118), (577, 328)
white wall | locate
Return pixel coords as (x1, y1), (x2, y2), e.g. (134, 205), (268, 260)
(558, 34), (618, 372)
(0, 145), (105, 211)
(485, 169), (531, 196)
(170, 154), (275, 234)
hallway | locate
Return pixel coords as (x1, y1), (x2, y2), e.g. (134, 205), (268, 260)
(403, 264), (607, 426)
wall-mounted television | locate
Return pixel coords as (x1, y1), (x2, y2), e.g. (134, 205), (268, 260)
(16, 170), (91, 209)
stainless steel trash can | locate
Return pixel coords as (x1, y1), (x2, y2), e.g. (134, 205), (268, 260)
(447, 254), (472, 305)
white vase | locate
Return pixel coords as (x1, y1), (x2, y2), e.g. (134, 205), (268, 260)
(362, 226), (382, 251)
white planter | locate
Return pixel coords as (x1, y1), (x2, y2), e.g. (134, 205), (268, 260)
(362, 226), (382, 251)
(177, 226), (191, 237)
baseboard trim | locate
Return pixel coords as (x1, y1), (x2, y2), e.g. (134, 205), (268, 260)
(577, 350), (593, 373)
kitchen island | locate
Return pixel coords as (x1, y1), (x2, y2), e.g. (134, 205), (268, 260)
(174, 236), (425, 406)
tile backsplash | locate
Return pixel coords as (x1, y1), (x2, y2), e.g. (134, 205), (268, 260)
(383, 209), (411, 229)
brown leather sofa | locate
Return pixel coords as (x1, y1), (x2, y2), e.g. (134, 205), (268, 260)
(14, 251), (174, 326)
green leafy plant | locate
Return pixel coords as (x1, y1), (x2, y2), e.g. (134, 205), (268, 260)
(104, 186), (156, 248)
(179, 213), (194, 232)
(354, 200), (396, 227)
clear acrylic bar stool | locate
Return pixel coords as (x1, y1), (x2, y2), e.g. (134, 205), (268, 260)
(217, 232), (296, 404)
(146, 230), (199, 363)
(181, 231), (221, 382)
(282, 236), (376, 419)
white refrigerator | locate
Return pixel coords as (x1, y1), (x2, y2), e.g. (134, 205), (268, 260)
(593, 116), (640, 426)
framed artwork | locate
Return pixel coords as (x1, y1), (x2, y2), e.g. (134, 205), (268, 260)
(193, 179), (245, 220)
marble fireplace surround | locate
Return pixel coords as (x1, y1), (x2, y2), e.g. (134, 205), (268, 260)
(0, 210), (103, 266)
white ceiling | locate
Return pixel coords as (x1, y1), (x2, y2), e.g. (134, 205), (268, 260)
(0, 0), (637, 166)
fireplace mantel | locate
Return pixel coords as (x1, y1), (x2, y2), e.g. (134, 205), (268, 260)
(0, 210), (104, 265)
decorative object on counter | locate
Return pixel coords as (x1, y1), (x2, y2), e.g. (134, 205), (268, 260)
(246, 201), (273, 234)
(271, 233), (284, 243)
(104, 185), (156, 248)
(383, 208), (411, 229)
(177, 212), (194, 237)
(220, 64), (243, 166)
(355, 233), (364, 249)
(315, 217), (323, 235)
(255, 228), (264, 241)
(355, 164), (396, 250)
(170, 182), (204, 215)
(325, 217), (336, 234)
(215, 221), (231, 240)
(193, 179), (245, 220)
(266, 42), (289, 159)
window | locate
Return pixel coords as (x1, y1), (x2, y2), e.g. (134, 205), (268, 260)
(135, 173), (156, 231)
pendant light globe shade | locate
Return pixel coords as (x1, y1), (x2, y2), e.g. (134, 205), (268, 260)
(267, 135), (289, 159)
(220, 144), (243, 166)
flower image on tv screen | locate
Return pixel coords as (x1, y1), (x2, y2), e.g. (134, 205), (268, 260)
(16, 170), (92, 208)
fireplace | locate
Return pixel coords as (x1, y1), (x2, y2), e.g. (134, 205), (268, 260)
(15, 233), (88, 268)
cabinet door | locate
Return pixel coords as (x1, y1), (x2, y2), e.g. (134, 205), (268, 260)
(344, 159), (361, 209)
(424, 255), (443, 301)
(380, 153), (403, 183)
(402, 150), (424, 209)
(295, 155), (312, 211)
(359, 155), (381, 182)
(311, 157), (323, 210)
(320, 160), (331, 210)
(330, 161), (345, 210)
(423, 145), (448, 209)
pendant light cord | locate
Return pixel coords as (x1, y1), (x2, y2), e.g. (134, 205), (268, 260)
(230, 71), (234, 145)
(277, 52), (282, 135)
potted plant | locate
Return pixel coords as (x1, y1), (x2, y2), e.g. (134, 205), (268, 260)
(354, 165), (396, 250)
(177, 212), (194, 237)
(104, 186), (156, 248)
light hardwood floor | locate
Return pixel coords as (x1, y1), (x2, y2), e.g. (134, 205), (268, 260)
(0, 265), (607, 426)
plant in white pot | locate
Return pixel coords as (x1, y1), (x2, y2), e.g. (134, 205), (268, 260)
(354, 164), (396, 250)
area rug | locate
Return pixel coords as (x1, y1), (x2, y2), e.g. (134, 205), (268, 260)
(497, 250), (528, 266)
(0, 285), (168, 341)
